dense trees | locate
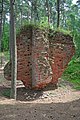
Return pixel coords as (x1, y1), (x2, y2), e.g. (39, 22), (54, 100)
(0, 0), (9, 51)
(0, 0), (79, 57)
(0, 0), (79, 60)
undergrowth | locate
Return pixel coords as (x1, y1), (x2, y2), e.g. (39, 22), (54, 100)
(62, 56), (80, 90)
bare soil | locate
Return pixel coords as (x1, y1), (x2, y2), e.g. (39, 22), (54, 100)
(0, 56), (80, 120)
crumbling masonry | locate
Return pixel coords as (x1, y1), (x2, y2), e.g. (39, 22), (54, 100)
(4, 26), (75, 89)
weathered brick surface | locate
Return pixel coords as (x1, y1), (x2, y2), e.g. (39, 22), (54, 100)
(49, 31), (75, 84)
(4, 27), (75, 89)
(31, 29), (52, 89)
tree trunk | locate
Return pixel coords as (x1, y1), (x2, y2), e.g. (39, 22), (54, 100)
(31, 0), (39, 23)
(57, 0), (60, 28)
(31, 1), (34, 22)
(20, 9), (22, 26)
(10, 0), (17, 100)
(0, 0), (3, 67)
(46, 0), (50, 25)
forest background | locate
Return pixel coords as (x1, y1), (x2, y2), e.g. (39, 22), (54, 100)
(0, 0), (80, 90)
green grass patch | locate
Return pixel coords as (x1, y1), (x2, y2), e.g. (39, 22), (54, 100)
(2, 88), (10, 98)
(17, 22), (72, 37)
(55, 27), (71, 36)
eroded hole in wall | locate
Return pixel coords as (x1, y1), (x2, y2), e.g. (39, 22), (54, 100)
(24, 54), (27, 56)
(20, 43), (23, 45)
(27, 54), (31, 56)
(19, 63), (22, 65)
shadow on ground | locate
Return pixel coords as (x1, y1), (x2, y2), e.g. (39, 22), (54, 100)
(0, 84), (57, 101)
(17, 87), (43, 101)
(0, 72), (58, 101)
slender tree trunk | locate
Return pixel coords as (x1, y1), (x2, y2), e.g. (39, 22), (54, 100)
(10, 0), (17, 100)
(20, 10), (22, 26)
(26, 1), (30, 21)
(31, 1), (34, 22)
(61, 1), (65, 28)
(46, 0), (50, 25)
(0, 0), (3, 67)
(31, 0), (39, 23)
(2, 11), (6, 35)
(57, 0), (60, 28)
(34, 0), (39, 22)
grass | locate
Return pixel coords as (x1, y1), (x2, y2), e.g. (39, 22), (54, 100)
(55, 27), (71, 36)
(17, 22), (72, 37)
(2, 88), (10, 98)
(62, 56), (80, 90)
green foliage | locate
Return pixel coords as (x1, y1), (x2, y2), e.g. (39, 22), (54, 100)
(56, 28), (71, 36)
(17, 19), (50, 36)
(39, 17), (50, 29)
(62, 57), (80, 90)
(64, 4), (80, 90)
(17, 20), (72, 37)
(2, 23), (9, 51)
(66, 4), (80, 57)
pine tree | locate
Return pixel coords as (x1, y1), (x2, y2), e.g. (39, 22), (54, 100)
(10, 0), (17, 100)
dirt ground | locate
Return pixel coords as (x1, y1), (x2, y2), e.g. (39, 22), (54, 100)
(0, 70), (80, 120)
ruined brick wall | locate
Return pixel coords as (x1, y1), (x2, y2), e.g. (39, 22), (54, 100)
(4, 27), (33, 88)
(4, 27), (75, 89)
(49, 31), (75, 84)
(17, 27), (32, 87)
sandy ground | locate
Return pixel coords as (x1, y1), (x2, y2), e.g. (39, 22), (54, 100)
(0, 71), (80, 120)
